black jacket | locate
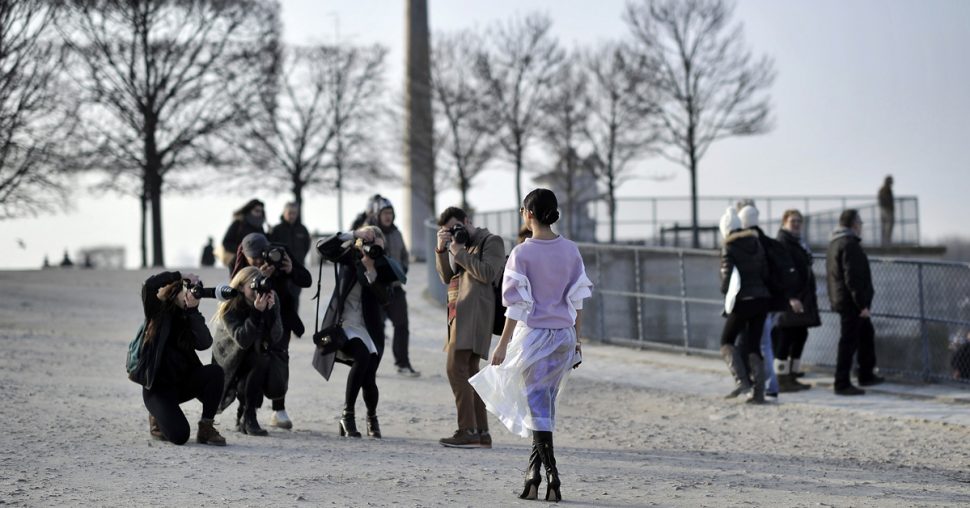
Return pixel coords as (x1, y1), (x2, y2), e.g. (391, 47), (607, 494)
(775, 229), (821, 328)
(269, 217), (311, 266)
(222, 218), (264, 271)
(826, 228), (874, 313)
(720, 229), (771, 300)
(133, 271), (213, 390)
(231, 244), (312, 338)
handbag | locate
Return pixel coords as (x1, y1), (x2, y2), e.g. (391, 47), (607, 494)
(312, 259), (353, 356)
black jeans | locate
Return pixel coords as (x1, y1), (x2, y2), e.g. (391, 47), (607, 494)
(385, 287), (411, 368)
(835, 311), (877, 389)
(341, 334), (385, 416)
(772, 326), (809, 361)
(237, 347), (287, 414)
(721, 298), (770, 358)
(270, 328), (292, 412)
(143, 364), (223, 445)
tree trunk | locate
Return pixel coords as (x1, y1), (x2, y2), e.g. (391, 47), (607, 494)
(460, 177), (469, 211)
(140, 189), (148, 268)
(514, 140), (523, 225)
(404, 0), (435, 261)
(148, 165), (164, 267)
(608, 174), (616, 244)
(689, 153), (699, 249)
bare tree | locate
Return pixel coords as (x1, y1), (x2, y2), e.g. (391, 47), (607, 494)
(0, 1), (78, 220)
(538, 56), (594, 239)
(237, 43), (389, 222)
(431, 30), (498, 211)
(625, 0), (775, 248)
(584, 42), (659, 243)
(475, 13), (565, 212)
(59, 0), (279, 267)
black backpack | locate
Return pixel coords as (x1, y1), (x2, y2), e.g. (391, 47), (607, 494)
(478, 235), (507, 336)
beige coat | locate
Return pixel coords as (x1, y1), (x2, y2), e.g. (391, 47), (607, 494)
(435, 228), (506, 357)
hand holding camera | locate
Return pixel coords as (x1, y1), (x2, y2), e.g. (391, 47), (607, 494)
(254, 291), (275, 312)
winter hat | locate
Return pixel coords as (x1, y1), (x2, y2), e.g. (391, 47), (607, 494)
(739, 205), (759, 229)
(719, 207), (741, 239)
(241, 233), (270, 258)
(369, 195), (394, 218)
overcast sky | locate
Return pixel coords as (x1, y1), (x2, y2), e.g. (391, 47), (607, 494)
(2, 0), (968, 269)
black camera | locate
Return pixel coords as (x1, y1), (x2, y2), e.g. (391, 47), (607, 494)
(361, 242), (384, 260)
(448, 223), (470, 245)
(249, 274), (273, 295)
(183, 279), (239, 301)
(183, 279), (204, 299)
(261, 244), (287, 268)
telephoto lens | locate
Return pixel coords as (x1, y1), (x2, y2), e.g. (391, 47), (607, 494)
(199, 285), (239, 302)
(362, 243), (384, 259)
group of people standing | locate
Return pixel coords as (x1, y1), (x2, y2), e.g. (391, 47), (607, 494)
(719, 201), (883, 402)
(131, 188), (590, 502)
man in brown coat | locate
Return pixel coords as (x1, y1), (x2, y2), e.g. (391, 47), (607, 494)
(434, 207), (506, 448)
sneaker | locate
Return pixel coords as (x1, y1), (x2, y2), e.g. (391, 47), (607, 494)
(149, 415), (166, 441)
(197, 419), (227, 446)
(439, 429), (480, 448)
(270, 410), (293, 430)
(834, 385), (866, 396)
(397, 366), (421, 378)
(478, 431), (492, 449)
(858, 375), (885, 387)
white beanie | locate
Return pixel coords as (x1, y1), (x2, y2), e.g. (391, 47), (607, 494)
(739, 205), (759, 229)
(719, 207), (741, 239)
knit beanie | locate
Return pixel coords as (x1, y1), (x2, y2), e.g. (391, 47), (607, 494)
(739, 205), (759, 229)
(719, 207), (741, 239)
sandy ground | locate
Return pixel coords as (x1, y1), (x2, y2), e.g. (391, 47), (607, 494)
(1, 264), (969, 507)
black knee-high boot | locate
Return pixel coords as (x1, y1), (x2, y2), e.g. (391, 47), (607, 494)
(518, 434), (542, 499)
(534, 431), (561, 502)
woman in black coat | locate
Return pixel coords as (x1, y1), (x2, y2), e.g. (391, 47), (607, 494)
(133, 271), (226, 446)
(773, 210), (820, 389)
(221, 199), (266, 271)
(313, 225), (404, 438)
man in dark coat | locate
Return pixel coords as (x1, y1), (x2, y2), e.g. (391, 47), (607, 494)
(826, 209), (884, 395)
(878, 175), (894, 245)
(232, 232), (312, 428)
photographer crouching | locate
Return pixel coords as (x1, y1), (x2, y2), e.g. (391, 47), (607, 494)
(212, 266), (285, 435)
(130, 271), (226, 446)
(230, 233), (311, 429)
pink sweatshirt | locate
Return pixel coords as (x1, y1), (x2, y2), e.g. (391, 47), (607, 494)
(502, 236), (593, 330)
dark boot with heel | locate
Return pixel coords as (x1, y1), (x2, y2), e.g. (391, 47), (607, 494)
(746, 353), (767, 404)
(241, 407), (268, 436)
(535, 431), (561, 502)
(366, 414), (381, 439)
(721, 345), (752, 398)
(518, 437), (542, 499)
(339, 410), (361, 438)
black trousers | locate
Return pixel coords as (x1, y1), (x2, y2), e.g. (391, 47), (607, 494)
(835, 311), (877, 389)
(341, 334), (385, 416)
(143, 364), (223, 445)
(772, 326), (809, 361)
(270, 327), (292, 412)
(385, 287), (412, 368)
(721, 299), (769, 358)
(237, 347), (287, 415)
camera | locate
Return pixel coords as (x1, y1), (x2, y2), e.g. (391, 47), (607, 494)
(261, 244), (287, 268)
(183, 279), (239, 302)
(448, 223), (470, 245)
(249, 274), (273, 295)
(361, 242), (384, 259)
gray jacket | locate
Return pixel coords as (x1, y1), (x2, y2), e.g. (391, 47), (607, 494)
(212, 296), (283, 411)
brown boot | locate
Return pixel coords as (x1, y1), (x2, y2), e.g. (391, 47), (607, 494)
(197, 418), (226, 446)
(149, 414), (166, 441)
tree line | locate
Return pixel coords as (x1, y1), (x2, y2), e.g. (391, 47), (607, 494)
(0, 0), (773, 265)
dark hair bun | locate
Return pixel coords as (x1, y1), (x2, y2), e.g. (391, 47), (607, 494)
(540, 209), (560, 225)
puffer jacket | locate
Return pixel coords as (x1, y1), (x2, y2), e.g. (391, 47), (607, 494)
(826, 228), (874, 313)
(720, 229), (771, 300)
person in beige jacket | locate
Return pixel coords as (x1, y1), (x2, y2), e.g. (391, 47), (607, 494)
(434, 206), (506, 448)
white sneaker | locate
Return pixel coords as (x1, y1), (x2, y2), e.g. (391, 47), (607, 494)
(270, 410), (293, 429)
(397, 366), (421, 378)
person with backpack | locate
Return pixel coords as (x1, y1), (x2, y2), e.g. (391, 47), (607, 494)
(434, 206), (506, 448)
(469, 188), (591, 502)
(129, 271), (226, 446)
(773, 210), (819, 390)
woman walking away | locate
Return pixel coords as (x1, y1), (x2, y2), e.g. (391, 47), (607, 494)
(470, 188), (592, 502)
(132, 271), (226, 446)
(212, 266), (285, 436)
(719, 206), (773, 404)
(314, 225), (405, 438)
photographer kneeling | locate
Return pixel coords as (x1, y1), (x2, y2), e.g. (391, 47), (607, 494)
(212, 266), (285, 436)
(132, 271), (226, 446)
(313, 225), (405, 438)
(231, 232), (311, 429)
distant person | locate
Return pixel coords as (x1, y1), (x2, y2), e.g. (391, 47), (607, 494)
(221, 199), (266, 272)
(82, 254), (94, 269)
(773, 210), (818, 391)
(718, 206), (770, 404)
(42, 255), (50, 268)
(269, 202), (311, 266)
(826, 209), (884, 395)
(59, 250), (73, 267)
(200, 237), (216, 267)
(131, 271), (226, 446)
(434, 206), (506, 448)
(212, 266), (284, 436)
(470, 189), (591, 502)
(878, 175), (894, 245)
(517, 224), (533, 244)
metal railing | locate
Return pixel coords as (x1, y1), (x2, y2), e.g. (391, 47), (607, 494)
(423, 217), (966, 385)
(476, 195), (920, 248)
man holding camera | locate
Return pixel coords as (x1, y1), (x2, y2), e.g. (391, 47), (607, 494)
(232, 233), (312, 428)
(434, 207), (506, 448)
